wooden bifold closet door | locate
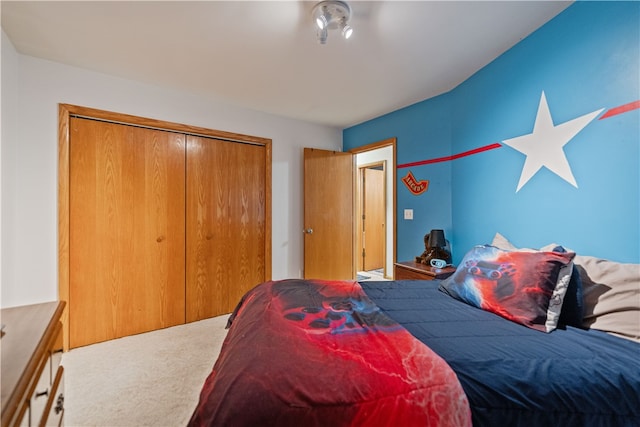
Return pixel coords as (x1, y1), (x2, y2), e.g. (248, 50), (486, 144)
(186, 135), (266, 322)
(66, 111), (270, 349)
(69, 117), (186, 348)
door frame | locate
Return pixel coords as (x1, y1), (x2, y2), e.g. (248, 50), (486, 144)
(356, 162), (386, 272)
(58, 103), (272, 350)
(349, 137), (397, 278)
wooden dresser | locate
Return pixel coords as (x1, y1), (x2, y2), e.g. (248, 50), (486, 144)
(1, 301), (65, 427)
(394, 261), (456, 281)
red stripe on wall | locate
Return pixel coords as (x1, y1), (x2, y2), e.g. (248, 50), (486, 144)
(397, 101), (637, 170)
(397, 143), (502, 169)
(599, 100), (640, 120)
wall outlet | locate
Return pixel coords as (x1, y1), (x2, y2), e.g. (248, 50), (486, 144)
(404, 209), (413, 220)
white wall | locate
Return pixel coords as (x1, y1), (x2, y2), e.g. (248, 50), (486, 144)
(1, 31), (18, 308)
(0, 31), (341, 308)
(356, 146), (394, 277)
(1, 30), (20, 308)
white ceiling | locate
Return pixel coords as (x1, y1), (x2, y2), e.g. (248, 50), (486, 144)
(1, 1), (572, 128)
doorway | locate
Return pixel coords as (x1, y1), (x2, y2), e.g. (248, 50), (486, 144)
(351, 138), (396, 280)
(357, 163), (385, 273)
(302, 138), (395, 281)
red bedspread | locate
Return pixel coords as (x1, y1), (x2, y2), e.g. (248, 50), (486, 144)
(189, 279), (471, 426)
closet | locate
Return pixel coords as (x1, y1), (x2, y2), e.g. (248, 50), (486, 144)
(59, 105), (271, 349)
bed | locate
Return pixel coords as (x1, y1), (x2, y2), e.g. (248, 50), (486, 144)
(362, 280), (640, 426)
(188, 237), (640, 426)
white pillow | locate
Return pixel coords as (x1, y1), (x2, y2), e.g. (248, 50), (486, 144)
(576, 255), (640, 343)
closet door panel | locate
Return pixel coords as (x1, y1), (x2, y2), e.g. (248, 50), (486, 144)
(69, 118), (186, 348)
(225, 141), (266, 309)
(186, 136), (266, 322)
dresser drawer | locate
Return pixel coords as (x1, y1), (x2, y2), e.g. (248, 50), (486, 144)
(394, 261), (456, 281)
(1, 302), (65, 427)
(27, 356), (51, 425)
(16, 402), (29, 427)
(395, 265), (432, 280)
(41, 367), (64, 427)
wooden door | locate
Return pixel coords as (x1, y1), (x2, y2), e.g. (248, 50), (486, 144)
(363, 167), (385, 271)
(69, 117), (186, 348)
(186, 136), (266, 322)
(303, 148), (354, 280)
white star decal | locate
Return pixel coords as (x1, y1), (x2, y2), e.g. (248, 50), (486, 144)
(502, 91), (603, 192)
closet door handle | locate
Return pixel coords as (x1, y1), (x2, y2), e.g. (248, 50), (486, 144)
(304, 228), (313, 234)
(156, 235), (165, 242)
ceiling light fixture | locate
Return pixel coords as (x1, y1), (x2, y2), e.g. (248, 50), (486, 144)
(311, 0), (353, 45)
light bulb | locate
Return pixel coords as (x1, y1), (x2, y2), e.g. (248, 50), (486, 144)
(316, 15), (327, 30)
(342, 25), (353, 39)
(317, 28), (328, 44)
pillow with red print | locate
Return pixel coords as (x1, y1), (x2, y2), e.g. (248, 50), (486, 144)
(439, 245), (575, 332)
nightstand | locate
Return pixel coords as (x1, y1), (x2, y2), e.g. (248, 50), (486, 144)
(394, 261), (456, 280)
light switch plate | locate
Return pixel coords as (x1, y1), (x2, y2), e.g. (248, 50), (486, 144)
(404, 209), (413, 220)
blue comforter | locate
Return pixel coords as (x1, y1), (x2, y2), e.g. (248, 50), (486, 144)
(361, 280), (640, 427)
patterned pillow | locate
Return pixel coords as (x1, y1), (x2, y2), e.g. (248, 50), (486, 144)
(439, 245), (575, 332)
(492, 233), (640, 342)
(491, 233), (584, 328)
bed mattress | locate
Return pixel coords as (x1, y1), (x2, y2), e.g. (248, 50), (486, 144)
(361, 280), (640, 427)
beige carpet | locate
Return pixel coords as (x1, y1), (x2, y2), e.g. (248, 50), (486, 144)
(357, 269), (389, 281)
(61, 314), (230, 427)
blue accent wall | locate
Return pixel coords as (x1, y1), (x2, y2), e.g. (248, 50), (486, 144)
(344, 1), (640, 264)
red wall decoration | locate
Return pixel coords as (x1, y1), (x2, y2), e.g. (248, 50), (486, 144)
(402, 171), (429, 195)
